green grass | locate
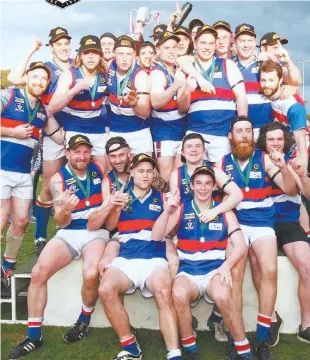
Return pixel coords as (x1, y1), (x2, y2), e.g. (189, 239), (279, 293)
(1, 183), (309, 359)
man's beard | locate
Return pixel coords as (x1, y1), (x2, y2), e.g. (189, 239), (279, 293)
(231, 138), (255, 160)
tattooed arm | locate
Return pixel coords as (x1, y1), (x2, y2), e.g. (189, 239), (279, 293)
(152, 167), (169, 192)
(50, 172), (79, 228)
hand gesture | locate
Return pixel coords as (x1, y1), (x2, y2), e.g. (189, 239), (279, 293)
(13, 124), (34, 139)
(269, 148), (286, 169)
(279, 85), (297, 100)
(290, 157), (307, 177)
(173, 68), (186, 90)
(210, 262), (232, 287)
(31, 39), (43, 54)
(276, 48), (291, 64)
(109, 183), (130, 211)
(73, 77), (93, 95)
(165, 189), (180, 215)
(257, 51), (270, 62)
(197, 74), (216, 94)
(62, 189), (79, 212)
(186, 75), (197, 93)
(124, 90), (139, 107)
(198, 207), (219, 223)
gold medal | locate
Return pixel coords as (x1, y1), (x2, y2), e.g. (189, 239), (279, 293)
(245, 186), (250, 193)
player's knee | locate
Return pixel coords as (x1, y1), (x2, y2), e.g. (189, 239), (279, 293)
(261, 263), (277, 282)
(296, 258), (310, 283)
(98, 281), (117, 302)
(83, 266), (99, 285)
(153, 283), (172, 306)
(13, 214), (29, 230)
(172, 285), (189, 308)
(31, 262), (50, 284)
(231, 263), (245, 283)
(213, 287), (232, 309)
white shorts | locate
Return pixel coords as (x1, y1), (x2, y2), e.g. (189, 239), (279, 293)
(65, 131), (108, 156)
(176, 271), (216, 306)
(42, 135), (65, 161)
(54, 228), (109, 259)
(0, 169), (33, 200)
(108, 257), (169, 298)
(186, 131), (231, 163)
(241, 224), (276, 246)
(109, 128), (153, 155)
(154, 140), (182, 158)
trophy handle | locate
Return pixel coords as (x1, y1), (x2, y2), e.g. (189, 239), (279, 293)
(151, 11), (160, 25)
(129, 9), (138, 32)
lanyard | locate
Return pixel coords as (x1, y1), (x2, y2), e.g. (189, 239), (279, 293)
(158, 61), (174, 87)
(233, 155), (254, 191)
(80, 67), (98, 106)
(113, 171), (131, 192)
(68, 165), (91, 205)
(24, 90), (40, 124)
(117, 69), (132, 98)
(192, 199), (213, 243)
(196, 57), (216, 83)
(184, 164), (193, 197)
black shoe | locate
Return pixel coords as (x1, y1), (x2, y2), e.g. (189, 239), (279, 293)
(225, 334), (238, 360)
(183, 350), (198, 359)
(297, 325), (310, 344)
(238, 356), (256, 360)
(63, 320), (89, 343)
(35, 238), (47, 257)
(9, 336), (42, 359)
(254, 340), (271, 360)
(268, 311), (283, 347)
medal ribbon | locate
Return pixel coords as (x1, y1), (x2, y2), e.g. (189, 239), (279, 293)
(192, 199), (214, 239)
(24, 90), (40, 124)
(184, 164), (193, 197)
(117, 69), (132, 99)
(68, 165), (91, 203)
(158, 61), (174, 87)
(89, 74), (99, 104)
(233, 155), (254, 189)
(113, 171), (131, 192)
(196, 57), (216, 83)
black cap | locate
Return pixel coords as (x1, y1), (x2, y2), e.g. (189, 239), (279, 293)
(67, 134), (93, 150)
(26, 62), (51, 79)
(181, 133), (209, 163)
(194, 24), (218, 41)
(106, 136), (129, 155)
(46, 27), (71, 46)
(188, 19), (204, 33)
(260, 32), (288, 47)
(130, 153), (157, 170)
(156, 31), (180, 47)
(77, 35), (102, 53)
(191, 166), (216, 183)
(150, 24), (168, 39)
(114, 35), (136, 50)
(100, 32), (117, 42)
(212, 20), (232, 34)
(230, 116), (253, 131)
(235, 23), (256, 38)
(174, 26), (191, 39)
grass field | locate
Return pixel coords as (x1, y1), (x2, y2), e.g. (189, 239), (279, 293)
(1, 197), (310, 359)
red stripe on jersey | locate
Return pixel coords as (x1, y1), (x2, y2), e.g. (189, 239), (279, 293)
(242, 186), (272, 200)
(257, 314), (271, 325)
(1, 118), (40, 139)
(69, 97), (104, 110)
(244, 81), (261, 93)
(41, 93), (53, 105)
(272, 110), (287, 123)
(109, 93), (130, 107)
(160, 98), (178, 111)
(118, 219), (155, 232)
(191, 88), (235, 101)
(271, 188), (283, 196)
(75, 193), (103, 211)
(177, 238), (228, 252)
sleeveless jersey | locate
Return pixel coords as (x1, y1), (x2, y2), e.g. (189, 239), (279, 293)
(221, 150), (274, 227)
(57, 66), (108, 134)
(58, 161), (104, 230)
(106, 170), (134, 193)
(187, 57), (237, 137)
(106, 60), (147, 133)
(177, 160), (213, 202)
(1, 88), (47, 173)
(150, 63), (186, 141)
(177, 200), (228, 276)
(234, 58), (272, 129)
(117, 188), (166, 260)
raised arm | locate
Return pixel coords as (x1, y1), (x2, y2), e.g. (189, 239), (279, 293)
(290, 157), (310, 200)
(129, 69), (151, 119)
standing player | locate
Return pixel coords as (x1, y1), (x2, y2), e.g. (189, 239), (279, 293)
(188, 19), (204, 43)
(106, 35), (152, 155)
(212, 20), (233, 59)
(150, 31), (186, 182)
(100, 32), (117, 69)
(174, 27), (193, 57)
(137, 41), (156, 72)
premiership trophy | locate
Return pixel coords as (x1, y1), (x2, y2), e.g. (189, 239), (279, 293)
(128, 7), (160, 46)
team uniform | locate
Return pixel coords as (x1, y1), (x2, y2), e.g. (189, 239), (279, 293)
(234, 58), (272, 140)
(1, 88), (48, 200)
(41, 60), (73, 161)
(57, 66), (109, 156)
(151, 63), (186, 158)
(176, 199), (228, 304)
(186, 57), (237, 162)
(108, 188), (167, 297)
(221, 150), (275, 245)
(54, 161), (109, 258)
(106, 60), (153, 154)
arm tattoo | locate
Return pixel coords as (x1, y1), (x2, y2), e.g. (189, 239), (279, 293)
(152, 168), (170, 192)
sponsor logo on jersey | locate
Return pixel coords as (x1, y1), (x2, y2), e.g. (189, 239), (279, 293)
(185, 219), (194, 230)
(149, 204), (161, 212)
(209, 222), (222, 231)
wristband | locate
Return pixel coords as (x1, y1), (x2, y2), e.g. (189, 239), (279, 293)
(136, 91), (149, 95)
(46, 127), (60, 137)
(221, 179), (232, 192)
(231, 80), (244, 89)
(271, 169), (281, 182)
(228, 228), (241, 238)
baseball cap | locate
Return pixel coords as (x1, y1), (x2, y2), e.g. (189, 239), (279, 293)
(130, 153), (157, 170)
(174, 26), (191, 39)
(26, 62), (51, 78)
(150, 24), (168, 39)
(191, 165), (216, 183)
(114, 35), (136, 50)
(260, 32), (288, 47)
(156, 31), (180, 47)
(194, 24), (218, 41)
(230, 116), (253, 131)
(235, 23), (256, 38)
(212, 20), (232, 34)
(67, 134), (93, 150)
(77, 35), (102, 53)
(188, 19), (204, 33)
(100, 32), (117, 42)
(105, 136), (129, 155)
(46, 27), (71, 46)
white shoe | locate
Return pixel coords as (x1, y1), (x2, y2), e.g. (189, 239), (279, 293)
(113, 350), (142, 360)
(213, 320), (228, 342)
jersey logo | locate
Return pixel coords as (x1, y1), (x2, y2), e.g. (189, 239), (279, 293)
(209, 222), (222, 231)
(149, 204), (161, 212)
(184, 212), (195, 219)
(98, 86), (107, 92)
(15, 97), (24, 103)
(213, 72), (222, 78)
(69, 184), (77, 193)
(65, 177), (76, 185)
(37, 112), (46, 121)
(185, 219), (194, 230)
(15, 103), (24, 112)
(251, 67), (259, 73)
(93, 178), (101, 185)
